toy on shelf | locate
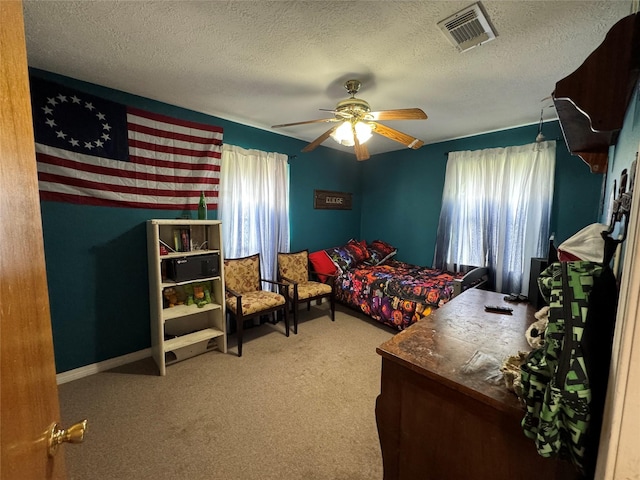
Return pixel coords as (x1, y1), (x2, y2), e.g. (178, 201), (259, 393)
(193, 285), (212, 308)
(163, 282), (213, 309)
(163, 287), (179, 308)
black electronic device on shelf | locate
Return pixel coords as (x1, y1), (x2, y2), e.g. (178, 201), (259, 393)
(166, 253), (219, 282)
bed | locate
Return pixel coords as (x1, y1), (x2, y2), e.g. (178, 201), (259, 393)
(309, 239), (488, 331)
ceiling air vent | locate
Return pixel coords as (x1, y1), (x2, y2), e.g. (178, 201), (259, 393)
(437, 2), (497, 52)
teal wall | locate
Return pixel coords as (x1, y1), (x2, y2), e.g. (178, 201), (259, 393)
(33, 67), (618, 374)
(40, 203), (158, 368)
(360, 121), (604, 266)
(288, 150), (363, 252)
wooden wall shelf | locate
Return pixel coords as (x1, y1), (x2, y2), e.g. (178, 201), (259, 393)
(553, 13), (640, 173)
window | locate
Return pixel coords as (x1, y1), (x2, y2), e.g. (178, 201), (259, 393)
(219, 145), (289, 284)
(434, 141), (556, 294)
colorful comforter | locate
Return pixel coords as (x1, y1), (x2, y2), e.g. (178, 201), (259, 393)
(335, 260), (465, 330)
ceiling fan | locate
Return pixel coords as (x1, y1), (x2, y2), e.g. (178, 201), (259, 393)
(271, 79), (427, 161)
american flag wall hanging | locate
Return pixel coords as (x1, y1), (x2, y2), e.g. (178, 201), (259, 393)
(29, 76), (223, 210)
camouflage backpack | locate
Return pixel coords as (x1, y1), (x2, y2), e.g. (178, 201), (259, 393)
(520, 261), (617, 475)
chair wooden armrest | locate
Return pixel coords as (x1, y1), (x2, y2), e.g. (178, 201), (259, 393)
(277, 276), (298, 299)
(224, 286), (244, 319)
(260, 278), (290, 291)
(280, 275), (298, 285)
(225, 286), (243, 298)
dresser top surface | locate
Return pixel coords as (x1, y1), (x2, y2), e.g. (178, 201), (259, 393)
(377, 289), (537, 413)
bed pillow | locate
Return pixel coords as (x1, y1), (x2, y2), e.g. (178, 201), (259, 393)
(322, 240), (364, 273)
(365, 240), (398, 266)
(346, 238), (371, 265)
(308, 250), (338, 283)
(324, 245), (355, 273)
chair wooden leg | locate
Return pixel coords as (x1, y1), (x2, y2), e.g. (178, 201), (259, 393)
(237, 316), (243, 357)
(330, 294), (335, 322)
(292, 301), (298, 334)
(283, 304), (290, 337)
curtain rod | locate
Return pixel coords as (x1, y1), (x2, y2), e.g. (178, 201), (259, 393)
(443, 137), (563, 156)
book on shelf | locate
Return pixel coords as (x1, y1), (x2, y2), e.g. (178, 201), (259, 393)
(181, 229), (189, 252)
(172, 228), (192, 252)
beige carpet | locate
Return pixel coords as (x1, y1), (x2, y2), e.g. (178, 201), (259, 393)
(59, 303), (395, 480)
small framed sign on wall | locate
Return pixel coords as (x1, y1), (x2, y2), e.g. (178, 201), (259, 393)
(314, 190), (352, 210)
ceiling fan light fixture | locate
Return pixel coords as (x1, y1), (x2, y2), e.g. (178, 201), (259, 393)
(330, 121), (372, 147)
(330, 121), (355, 146)
(354, 121), (373, 143)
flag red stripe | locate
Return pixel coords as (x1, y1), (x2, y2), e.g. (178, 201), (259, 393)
(37, 152), (220, 179)
(127, 107), (224, 134)
(129, 138), (222, 158)
(39, 191), (212, 210)
(38, 172), (220, 196)
(127, 153), (221, 171)
(128, 122), (223, 146)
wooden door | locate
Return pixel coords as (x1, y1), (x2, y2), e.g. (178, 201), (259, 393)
(1, 1), (67, 478)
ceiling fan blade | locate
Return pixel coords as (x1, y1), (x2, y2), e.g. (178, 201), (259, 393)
(301, 125), (339, 152)
(272, 118), (338, 128)
(319, 108), (354, 120)
(369, 108), (428, 121)
(373, 122), (424, 149)
(354, 142), (369, 161)
(352, 125), (370, 161)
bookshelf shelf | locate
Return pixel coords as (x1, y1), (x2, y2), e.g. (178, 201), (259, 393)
(159, 249), (221, 260)
(164, 327), (224, 352)
(161, 276), (221, 289)
(147, 219), (227, 375)
(162, 302), (222, 321)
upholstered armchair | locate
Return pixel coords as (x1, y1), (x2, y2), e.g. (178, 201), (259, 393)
(224, 253), (289, 357)
(277, 250), (335, 333)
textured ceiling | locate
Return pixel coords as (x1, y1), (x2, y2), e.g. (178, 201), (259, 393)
(22, 1), (634, 157)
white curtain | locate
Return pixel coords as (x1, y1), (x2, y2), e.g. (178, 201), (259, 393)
(434, 141), (556, 294)
(219, 144), (290, 284)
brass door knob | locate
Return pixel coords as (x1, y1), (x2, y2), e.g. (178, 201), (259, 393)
(47, 419), (88, 457)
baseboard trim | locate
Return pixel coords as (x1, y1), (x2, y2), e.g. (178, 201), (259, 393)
(56, 348), (152, 385)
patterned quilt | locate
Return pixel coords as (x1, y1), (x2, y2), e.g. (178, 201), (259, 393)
(335, 260), (465, 330)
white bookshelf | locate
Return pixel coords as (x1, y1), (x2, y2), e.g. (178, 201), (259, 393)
(146, 219), (227, 375)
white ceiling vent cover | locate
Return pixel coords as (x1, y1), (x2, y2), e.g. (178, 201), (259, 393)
(437, 2), (497, 52)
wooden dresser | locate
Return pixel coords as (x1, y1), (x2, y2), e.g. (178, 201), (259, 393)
(375, 289), (584, 480)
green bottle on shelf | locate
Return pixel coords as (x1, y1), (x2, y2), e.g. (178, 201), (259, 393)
(197, 191), (207, 220)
